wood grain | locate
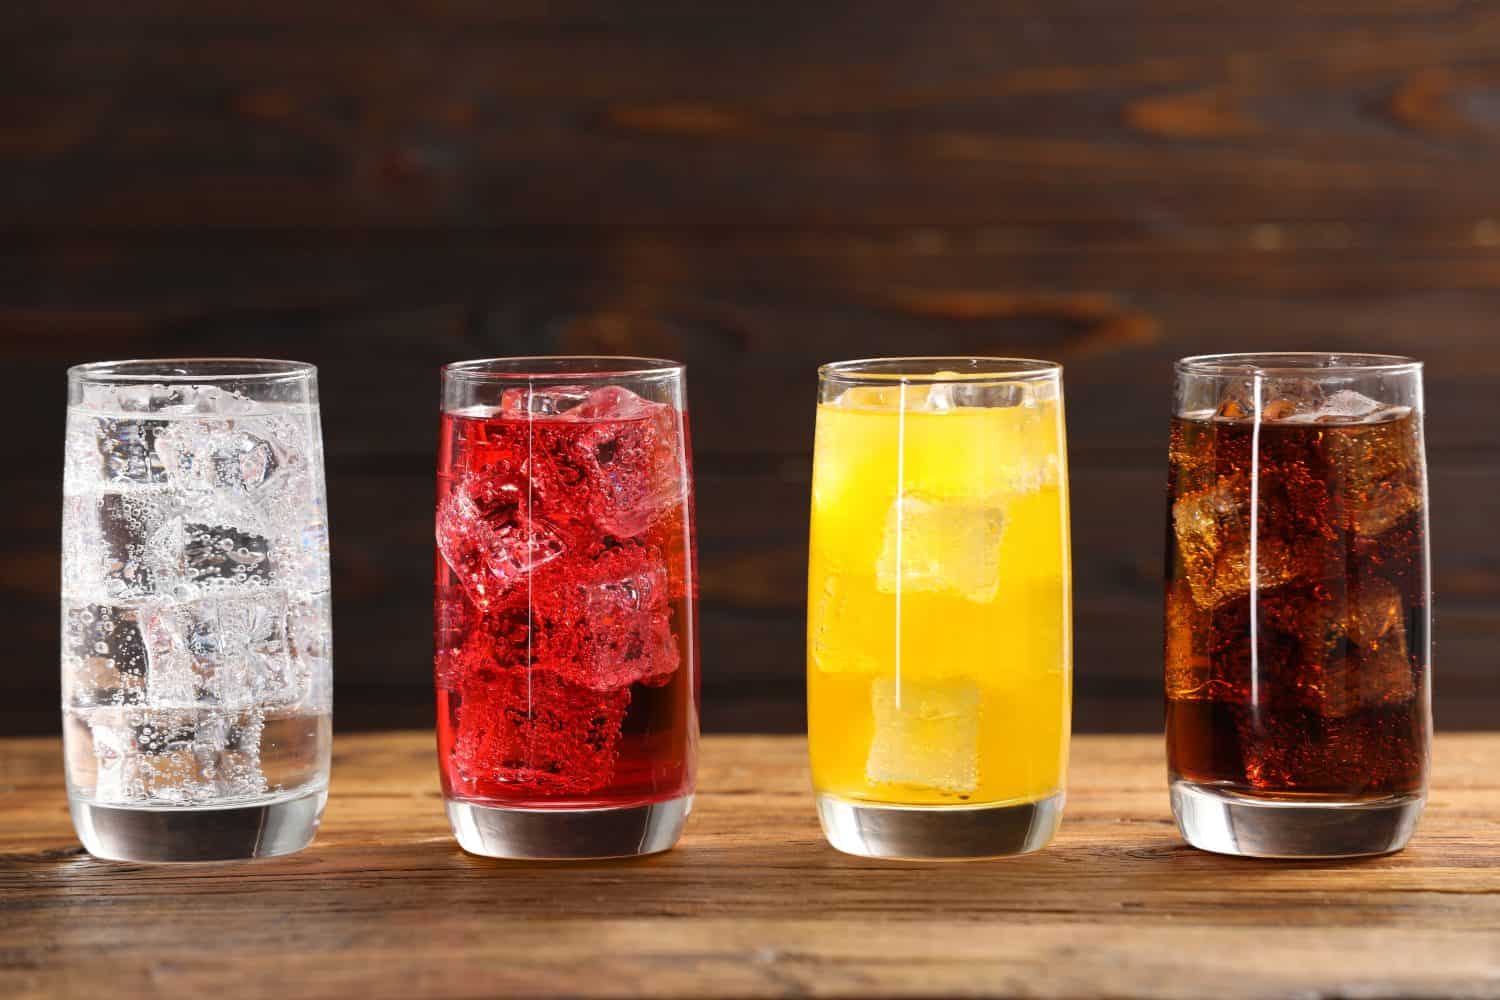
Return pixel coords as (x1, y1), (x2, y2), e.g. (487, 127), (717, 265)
(3, 733), (1499, 998)
(7, 2), (1500, 228)
(5, 3), (1500, 733)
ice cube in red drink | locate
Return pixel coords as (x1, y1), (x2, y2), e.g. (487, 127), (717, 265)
(434, 385), (694, 808)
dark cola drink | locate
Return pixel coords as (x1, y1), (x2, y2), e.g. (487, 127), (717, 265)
(1165, 356), (1431, 858)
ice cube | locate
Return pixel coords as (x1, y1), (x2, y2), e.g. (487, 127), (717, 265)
(286, 594), (333, 712)
(566, 545), (679, 689)
(944, 381), (1030, 410)
(809, 574), (993, 684)
(269, 496), (331, 595)
(1267, 379), (1328, 421)
(1209, 376), (1321, 422)
(434, 584), (475, 686)
(1348, 576), (1404, 647)
(553, 386), (686, 538)
(830, 385), (904, 410)
(87, 707), (266, 804)
(876, 493), (1004, 602)
(500, 385), (593, 416)
(94, 417), (172, 485)
(1264, 577), (1413, 719)
(145, 592), (301, 709)
(1218, 385), (1394, 425)
(451, 668), (630, 795)
(1323, 416), (1424, 537)
(154, 419), (283, 496)
(470, 544), (679, 691)
(183, 519), (274, 589)
(1315, 390), (1384, 422)
(111, 383), (193, 414)
(833, 383), (966, 412)
(809, 574), (889, 675)
(1355, 630), (1417, 705)
(1170, 475), (1337, 609)
(436, 466), (566, 609)
(1351, 482), (1423, 539)
(146, 511), (275, 598)
(1238, 707), (1416, 794)
(434, 646), (467, 692)
(1173, 485), (1255, 609)
(1214, 397), (1247, 421)
(65, 491), (177, 600)
(64, 409), (171, 491)
(922, 382), (956, 413)
(832, 374), (1033, 413)
(62, 602), (149, 707)
(111, 383), (260, 417)
(90, 710), (216, 803)
(64, 416), (104, 495)
(213, 709), (269, 797)
(1163, 585), (1210, 700)
(866, 677), (980, 795)
(1302, 630), (1415, 720)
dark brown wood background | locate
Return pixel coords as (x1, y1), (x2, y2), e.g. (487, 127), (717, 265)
(4, 1), (1498, 734)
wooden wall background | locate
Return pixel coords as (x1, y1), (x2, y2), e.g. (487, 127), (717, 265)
(4, 2), (1499, 734)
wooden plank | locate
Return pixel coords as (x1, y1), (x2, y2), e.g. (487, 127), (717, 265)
(5, 6), (1500, 227)
(11, 2), (1480, 26)
(2, 733), (1498, 999)
(6, 231), (1500, 466)
(5, 285), (1500, 461)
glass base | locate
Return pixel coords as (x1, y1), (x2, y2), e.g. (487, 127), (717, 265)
(69, 787), (327, 863)
(815, 791), (1064, 860)
(444, 794), (692, 860)
(1170, 779), (1425, 858)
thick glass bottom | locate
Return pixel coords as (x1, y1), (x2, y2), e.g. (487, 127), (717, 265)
(444, 794), (692, 860)
(815, 791), (1064, 860)
(69, 787), (327, 863)
(1170, 779), (1424, 858)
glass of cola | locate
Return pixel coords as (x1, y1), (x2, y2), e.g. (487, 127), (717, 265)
(1166, 353), (1430, 858)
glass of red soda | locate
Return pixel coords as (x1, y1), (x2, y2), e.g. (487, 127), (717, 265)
(1166, 353), (1430, 858)
(435, 357), (698, 858)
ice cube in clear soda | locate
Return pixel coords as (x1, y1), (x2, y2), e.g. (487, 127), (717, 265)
(62, 383), (331, 810)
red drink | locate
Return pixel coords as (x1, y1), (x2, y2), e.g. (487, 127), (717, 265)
(435, 383), (696, 813)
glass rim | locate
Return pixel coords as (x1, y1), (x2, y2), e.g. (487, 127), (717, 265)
(442, 356), (685, 382)
(818, 356), (1061, 385)
(67, 358), (316, 384)
(1175, 352), (1422, 376)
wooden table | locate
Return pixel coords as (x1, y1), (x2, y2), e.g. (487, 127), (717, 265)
(3, 733), (1498, 998)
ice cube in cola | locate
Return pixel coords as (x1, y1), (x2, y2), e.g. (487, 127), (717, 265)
(434, 384), (694, 807)
(1165, 391), (1427, 799)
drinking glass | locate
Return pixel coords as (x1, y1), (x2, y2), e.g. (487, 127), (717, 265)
(434, 357), (698, 859)
(808, 358), (1072, 859)
(1166, 353), (1431, 857)
(62, 359), (332, 862)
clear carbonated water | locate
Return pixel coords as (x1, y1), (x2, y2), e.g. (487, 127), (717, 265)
(62, 382), (332, 821)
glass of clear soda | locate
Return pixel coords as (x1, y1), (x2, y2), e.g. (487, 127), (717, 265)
(62, 359), (333, 862)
